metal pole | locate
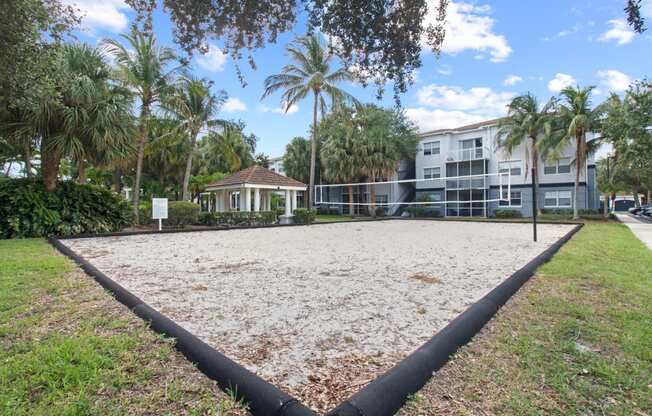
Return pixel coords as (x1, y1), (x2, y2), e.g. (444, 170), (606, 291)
(531, 167), (537, 242)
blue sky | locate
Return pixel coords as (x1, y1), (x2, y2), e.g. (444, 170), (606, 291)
(67, 0), (652, 157)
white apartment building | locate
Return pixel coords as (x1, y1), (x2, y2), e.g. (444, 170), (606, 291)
(414, 119), (600, 217)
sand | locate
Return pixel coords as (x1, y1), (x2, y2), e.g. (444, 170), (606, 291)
(62, 220), (574, 411)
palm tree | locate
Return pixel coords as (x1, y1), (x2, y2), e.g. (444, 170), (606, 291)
(102, 30), (180, 222)
(262, 34), (358, 209)
(18, 43), (134, 190)
(163, 75), (226, 201)
(544, 86), (603, 219)
(320, 109), (360, 216)
(355, 105), (419, 216)
(496, 93), (556, 215)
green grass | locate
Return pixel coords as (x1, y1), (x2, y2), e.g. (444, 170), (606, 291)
(315, 214), (364, 222)
(0, 239), (247, 416)
(400, 222), (652, 415)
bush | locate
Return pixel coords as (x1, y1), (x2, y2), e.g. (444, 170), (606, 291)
(198, 211), (278, 226)
(293, 208), (316, 224)
(165, 201), (199, 227)
(494, 209), (523, 218)
(0, 179), (131, 238)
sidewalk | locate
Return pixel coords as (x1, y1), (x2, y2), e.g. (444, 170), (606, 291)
(615, 213), (652, 250)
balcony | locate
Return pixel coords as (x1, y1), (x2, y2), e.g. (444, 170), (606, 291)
(445, 174), (488, 190)
(446, 146), (490, 162)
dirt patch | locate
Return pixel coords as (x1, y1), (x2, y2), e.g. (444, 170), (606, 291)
(411, 272), (443, 284)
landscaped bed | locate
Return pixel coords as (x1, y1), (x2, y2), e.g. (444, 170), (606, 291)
(59, 220), (574, 412)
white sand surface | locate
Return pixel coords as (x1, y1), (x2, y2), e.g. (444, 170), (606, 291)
(63, 220), (573, 411)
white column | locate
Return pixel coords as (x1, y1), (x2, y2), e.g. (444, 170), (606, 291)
(284, 189), (292, 216)
(254, 187), (261, 212)
(239, 188), (246, 211)
(265, 191), (271, 211)
(244, 188), (251, 212)
(291, 190), (298, 212)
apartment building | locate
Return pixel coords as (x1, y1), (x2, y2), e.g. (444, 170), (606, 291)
(414, 118), (600, 217)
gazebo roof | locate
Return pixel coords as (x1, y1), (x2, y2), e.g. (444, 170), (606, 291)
(205, 165), (307, 190)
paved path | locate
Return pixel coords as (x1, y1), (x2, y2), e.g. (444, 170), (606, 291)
(616, 213), (652, 250)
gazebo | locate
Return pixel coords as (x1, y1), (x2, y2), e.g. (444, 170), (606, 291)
(203, 165), (307, 223)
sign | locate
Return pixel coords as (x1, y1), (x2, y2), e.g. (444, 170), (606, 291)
(152, 198), (168, 219)
(152, 198), (168, 231)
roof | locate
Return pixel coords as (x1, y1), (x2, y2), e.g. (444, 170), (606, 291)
(419, 117), (506, 137)
(206, 165), (306, 189)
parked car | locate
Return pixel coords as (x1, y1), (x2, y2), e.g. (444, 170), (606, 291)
(642, 206), (652, 217)
(630, 203), (652, 215)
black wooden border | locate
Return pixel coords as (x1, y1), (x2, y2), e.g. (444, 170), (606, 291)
(49, 220), (583, 416)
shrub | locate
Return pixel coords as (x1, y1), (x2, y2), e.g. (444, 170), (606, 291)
(494, 209), (523, 218)
(0, 179), (131, 238)
(293, 208), (316, 224)
(165, 201), (199, 227)
(198, 211), (277, 226)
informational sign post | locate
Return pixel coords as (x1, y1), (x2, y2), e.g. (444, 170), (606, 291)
(151, 198), (168, 231)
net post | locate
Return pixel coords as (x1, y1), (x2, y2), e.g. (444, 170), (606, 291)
(531, 167), (537, 242)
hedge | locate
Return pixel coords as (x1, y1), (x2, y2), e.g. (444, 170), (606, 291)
(493, 209), (523, 218)
(293, 208), (316, 224)
(198, 211), (278, 226)
(0, 179), (131, 238)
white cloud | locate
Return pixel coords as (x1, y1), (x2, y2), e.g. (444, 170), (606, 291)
(261, 102), (299, 115)
(404, 108), (486, 132)
(63, 0), (129, 33)
(557, 24), (580, 38)
(423, 1), (512, 62)
(406, 83), (514, 132)
(598, 19), (635, 45)
(548, 73), (576, 93)
(223, 97), (247, 113)
(196, 44), (228, 72)
(596, 70), (632, 93)
(503, 75), (522, 86)
(437, 65), (453, 76)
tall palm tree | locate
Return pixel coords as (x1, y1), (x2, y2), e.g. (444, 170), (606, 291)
(544, 86), (603, 219)
(496, 93), (556, 215)
(163, 76), (226, 201)
(102, 30), (180, 222)
(262, 35), (358, 209)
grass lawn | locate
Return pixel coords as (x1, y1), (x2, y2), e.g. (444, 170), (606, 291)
(400, 221), (652, 415)
(0, 239), (248, 416)
(315, 214), (364, 222)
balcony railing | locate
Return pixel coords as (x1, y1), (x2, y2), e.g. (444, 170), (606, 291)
(446, 146), (490, 162)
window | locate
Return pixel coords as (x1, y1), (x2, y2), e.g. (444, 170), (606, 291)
(544, 191), (572, 207)
(423, 141), (440, 156)
(424, 167), (441, 180)
(544, 157), (572, 174)
(375, 194), (389, 205)
(500, 190), (522, 207)
(498, 160), (522, 176)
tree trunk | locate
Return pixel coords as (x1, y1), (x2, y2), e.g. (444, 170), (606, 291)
(41, 139), (61, 192)
(113, 168), (122, 193)
(572, 133), (583, 220)
(603, 192), (610, 218)
(182, 129), (198, 201)
(24, 142), (32, 178)
(77, 159), (86, 184)
(348, 184), (354, 216)
(633, 189), (640, 208)
(4, 161), (13, 177)
(132, 104), (150, 223)
(308, 91), (319, 210)
(369, 175), (376, 217)
(531, 136), (541, 215)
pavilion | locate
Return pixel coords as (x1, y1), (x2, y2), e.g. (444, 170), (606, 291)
(203, 165), (307, 222)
